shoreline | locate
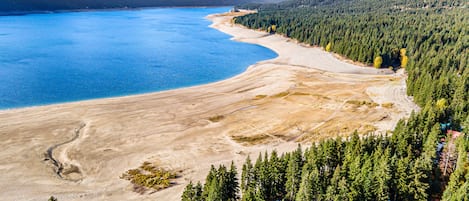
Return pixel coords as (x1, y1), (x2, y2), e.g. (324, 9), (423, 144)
(0, 8), (260, 112)
(0, 11), (417, 201)
(0, 9), (389, 113)
(207, 12), (393, 75)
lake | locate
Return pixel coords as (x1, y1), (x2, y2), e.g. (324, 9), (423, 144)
(0, 7), (277, 109)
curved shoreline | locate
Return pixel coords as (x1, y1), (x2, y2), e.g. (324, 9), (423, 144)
(207, 11), (393, 75)
(0, 7), (276, 112)
(0, 11), (417, 201)
(1, 10), (388, 113)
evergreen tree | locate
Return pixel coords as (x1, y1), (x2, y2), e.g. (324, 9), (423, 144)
(182, 181), (196, 201)
(324, 166), (342, 201)
(207, 178), (221, 201)
(241, 187), (257, 201)
(194, 182), (203, 201)
(408, 158), (430, 201)
(227, 162), (240, 201)
(360, 156), (374, 200)
(202, 165), (216, 199)
(295, 167), (312, 201)
(285, 145), (303, 201)
(269, 150), (286, 200)
(347, 155), (362, 200)
(337, 177), (349, 201)
(372, 148), (391, 201)
(241, 155), (254, 193)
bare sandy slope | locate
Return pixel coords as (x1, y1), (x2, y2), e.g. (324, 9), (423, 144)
(0, 12), (418, 201)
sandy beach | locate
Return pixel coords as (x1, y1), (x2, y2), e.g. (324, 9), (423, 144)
(0, 11), (418, 201)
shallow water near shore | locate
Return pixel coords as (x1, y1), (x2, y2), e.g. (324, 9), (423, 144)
(0, 7), (277, 109)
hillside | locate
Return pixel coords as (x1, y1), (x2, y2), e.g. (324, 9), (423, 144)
(185, 0), (469, 200)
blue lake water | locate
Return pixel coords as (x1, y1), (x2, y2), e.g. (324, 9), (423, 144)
(0, 7), (277, 109)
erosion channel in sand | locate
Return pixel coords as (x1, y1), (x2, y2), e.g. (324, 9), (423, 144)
(0, 11), (418, 201)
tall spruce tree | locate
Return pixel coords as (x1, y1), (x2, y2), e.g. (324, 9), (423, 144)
(285, 145), (303, 201)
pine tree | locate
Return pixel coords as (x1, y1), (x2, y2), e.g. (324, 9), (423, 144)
(194, 182), (203, 201)
(254, 189), (266, 201)
(347, 155), (362, 200)
(360, 156), (374, 200)
(295, 165), (312, 201)
(325, 166), (342, 201)
(207, 178), (221, 201)
(258, 152), (271, 200)
(182, 181), (196, 201)
(269, 150), (286, 200)
(241, 187), (256, 201)
(337, 177), (349, 201)
(241, 155), (254, 193)
(372, 148), (391, 201)
(218, 165), (231, 201)
(202, 165), (217, 199)
(227, 161), (239, 201)
(285, 145), (303, 201)
(407, 158), (430, 201)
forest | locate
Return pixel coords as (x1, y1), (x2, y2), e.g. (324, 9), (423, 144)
(183, 0), (469, 200)
(184, 107), (469, 200)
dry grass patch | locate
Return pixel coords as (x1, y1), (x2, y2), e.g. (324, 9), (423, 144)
(231, 134), (271, 145)
(292, 92), (311, 96)
(121, 162), (178, 194)
(272, 91), (290, 98)
(346, 100), (379, 107)
(381, 102), (394, 108)
(253, 95), (267, 100)
(208, 115), (225, 122)
(312, 94), (332, 100)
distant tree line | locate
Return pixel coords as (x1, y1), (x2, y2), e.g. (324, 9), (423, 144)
(0, 0), (279, 14)
(239, 0), (466, 11)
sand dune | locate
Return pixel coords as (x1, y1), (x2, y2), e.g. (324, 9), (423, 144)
(0, 11), (417, 201)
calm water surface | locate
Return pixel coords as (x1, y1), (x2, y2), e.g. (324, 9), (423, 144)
(0, 7), (277, 109)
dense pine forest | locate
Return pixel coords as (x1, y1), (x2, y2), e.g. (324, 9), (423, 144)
(183, 0), (469, 200)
